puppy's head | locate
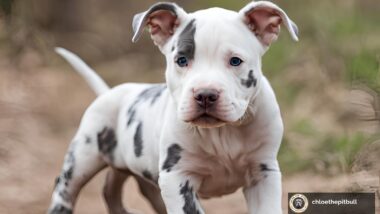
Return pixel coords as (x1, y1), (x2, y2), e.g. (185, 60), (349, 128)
(132, 1), (298, 128)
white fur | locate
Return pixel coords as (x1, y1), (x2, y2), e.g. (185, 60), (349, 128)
(55, 47), (109, 96)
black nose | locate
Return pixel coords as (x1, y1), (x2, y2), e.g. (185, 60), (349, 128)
(193, 89), (219, 108)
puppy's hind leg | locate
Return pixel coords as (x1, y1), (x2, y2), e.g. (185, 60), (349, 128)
(48, 135), (107, 214)
(103, 168), (132, 214)
(103, 169), (167, 214)
(136, 177), (167, 214)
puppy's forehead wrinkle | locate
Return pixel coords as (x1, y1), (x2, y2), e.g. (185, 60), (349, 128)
(190, 16), (259, 59)
(192, 7), (237, 19)
(176, 19), (196, 60)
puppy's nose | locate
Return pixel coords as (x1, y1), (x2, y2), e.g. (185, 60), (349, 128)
(193, 89), (219, 108)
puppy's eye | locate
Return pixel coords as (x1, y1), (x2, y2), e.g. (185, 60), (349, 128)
(176, 56), (188, 67)
(229, 57), (243, 66)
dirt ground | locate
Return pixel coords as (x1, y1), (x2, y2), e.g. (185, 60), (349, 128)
(0, 51), (377, 214)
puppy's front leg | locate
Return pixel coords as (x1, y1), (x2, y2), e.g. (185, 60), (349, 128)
(158, 141), (204, 214)
(159, 170), (204, 214)
(244, 161), (283, 214)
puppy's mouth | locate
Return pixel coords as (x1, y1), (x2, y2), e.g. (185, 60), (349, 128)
(189, 113), (226, 128)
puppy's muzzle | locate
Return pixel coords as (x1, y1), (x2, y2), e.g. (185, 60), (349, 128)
(189, 88), (227, 127)
(193, 88), (219, 109)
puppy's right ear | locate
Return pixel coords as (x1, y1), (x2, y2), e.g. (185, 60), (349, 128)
(132, 2), (188, 49)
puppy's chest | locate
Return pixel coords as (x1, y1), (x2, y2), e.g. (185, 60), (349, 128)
(181, 138), (264, 198)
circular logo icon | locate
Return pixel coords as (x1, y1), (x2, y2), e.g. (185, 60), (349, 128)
(289, 194), (309, 213)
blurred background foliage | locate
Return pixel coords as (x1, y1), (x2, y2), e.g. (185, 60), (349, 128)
(0, 0), (379, 177)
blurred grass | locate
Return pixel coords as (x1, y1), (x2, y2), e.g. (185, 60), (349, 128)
(348, 51), (380, 91)
(0, 0), (12, 15)
(279, 126), (370, 175)
(316, 134), (367, 173)
(260, 0), (380, 175)
(278, 137), (313, 174)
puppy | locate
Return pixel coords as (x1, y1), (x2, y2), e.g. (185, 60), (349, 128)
(48, 1), (298, 213)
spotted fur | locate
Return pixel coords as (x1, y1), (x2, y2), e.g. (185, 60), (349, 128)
(62, 150), (75, 186)
(127, 84), (166, 127)
(162, 144), (183, 172)
(180, 181), (200, 214)
(241, 70), (257, 88)
(134, 122), (143, 157)
(97, 127), (117, 160)
(50, 204), (72, 214)
(176, 19), (196, 60)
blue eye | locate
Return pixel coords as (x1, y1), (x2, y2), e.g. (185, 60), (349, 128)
(176, 56), (188, 67)
(230, 57), (243, 66)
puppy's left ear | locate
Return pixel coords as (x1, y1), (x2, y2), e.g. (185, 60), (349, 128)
(239, 1), (299, 47)
(132, 2), (188, 49)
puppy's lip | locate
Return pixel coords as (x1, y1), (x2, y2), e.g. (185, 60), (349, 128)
(187, 113), (227, 128)
(184, 112), (219, 122)
(195, 113), (222, 121)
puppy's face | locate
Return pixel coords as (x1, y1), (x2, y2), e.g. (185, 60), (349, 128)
(165, 10), (263, 128)
(132, 1), (298, 128)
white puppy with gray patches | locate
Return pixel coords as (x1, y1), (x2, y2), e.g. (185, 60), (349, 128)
(48, 1), (298, 214)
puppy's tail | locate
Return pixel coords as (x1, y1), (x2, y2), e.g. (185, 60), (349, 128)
(55, 47), (110, 96)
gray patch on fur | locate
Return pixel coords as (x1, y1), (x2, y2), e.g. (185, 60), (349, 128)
(62, 150), (75, 186)
(180, 180), (200, 214)
(142, 170), (159, 184)
(58, 189), (70, 202)
(140, 84), (167, 105)
(53, 144), (75, 206)
(241, 70), (257, 88)
(54, 176), (60, 188)
(260, 163), (276, 179)
(85, 135), (91, 144)
(162, 144), (182, 172)
(126, 84), (166, 127)
(176, 19), (196, 60)
(134, 122), (143, 157)
(97, 127), (117, 160)
(49, 204), (72, 214)
(142, 170), (153, 180)
(127, 109), (136, 127)
(260, 163), (275, 171)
